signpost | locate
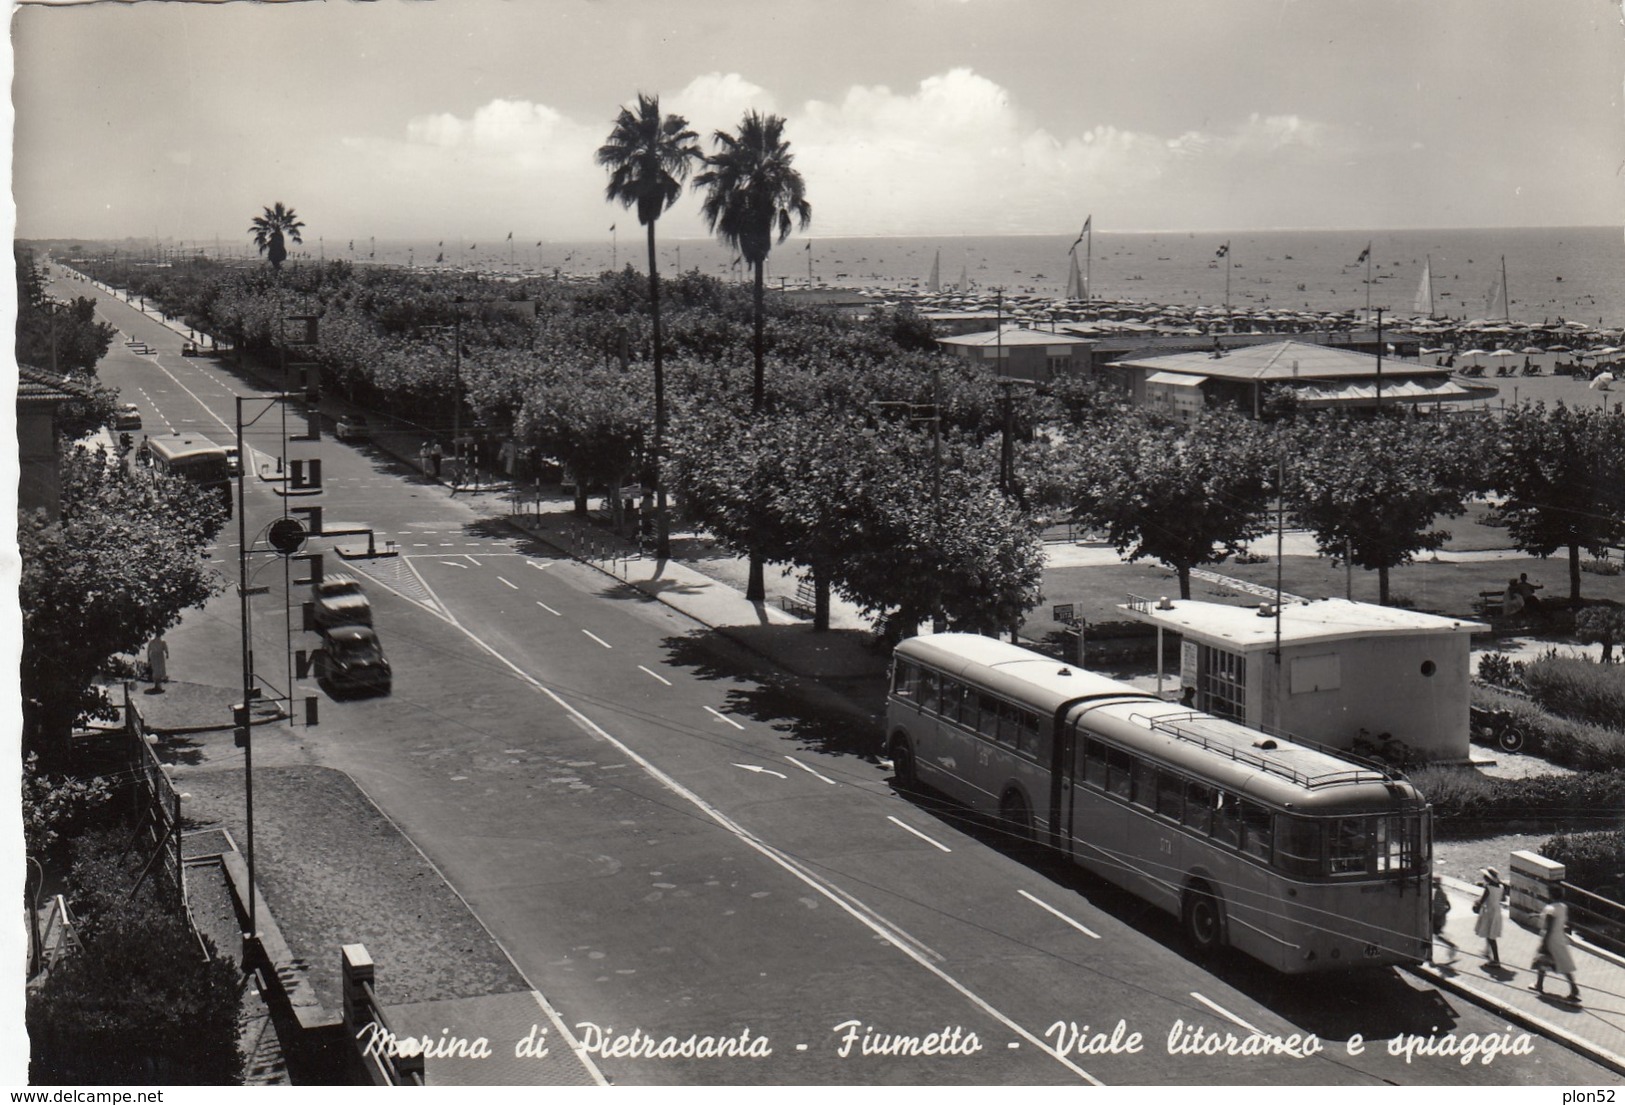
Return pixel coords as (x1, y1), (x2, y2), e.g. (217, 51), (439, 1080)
(1053, 603), (1085, 666)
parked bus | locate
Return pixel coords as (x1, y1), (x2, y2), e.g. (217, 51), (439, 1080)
(146, 433), (233, 517)
(886, 633), (1431, 974)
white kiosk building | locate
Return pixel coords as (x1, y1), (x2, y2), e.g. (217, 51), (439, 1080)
(1120, 596), (1487, 762)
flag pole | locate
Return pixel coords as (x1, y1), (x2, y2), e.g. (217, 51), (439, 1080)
(1502, 254), (1510, 321)
(1085, 221), (1092, 302)
(807, 240), (813, 287)
(1365, 246), (1372, 322)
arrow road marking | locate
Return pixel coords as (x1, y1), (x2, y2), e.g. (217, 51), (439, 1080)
(784, 755), (838, 785)
(1018, 889), (1100, 939)
(731, 763), (788, 779)
(704, 705), (745, 730)
(887, 816), (952, 853)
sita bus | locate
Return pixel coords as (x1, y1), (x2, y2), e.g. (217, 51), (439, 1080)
(145, 434), (234, 517)
(886, 633), (1431, 974)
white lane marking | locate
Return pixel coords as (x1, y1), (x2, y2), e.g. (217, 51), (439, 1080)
(498, 576), (518, 590)
(1017, 889), (1101, 939)
(1189, 993), (1266, 1036)
(464, 554), (480, 565)
(784, 755), (838, 785)
(582, 630), (613, 649)
(638, 665), (671, 685)
(413, 543), (428, 547)
(438, 561), (468, 569)
(527, 561), (550, 571)
(887, 816), (952, 853)
(402, 598), (1102, 1083)
(536, 600), (562, 617)
(732, 763), (788, 779)
(704, 705), (744, 730)
(526, 991), (609, 1087)
(440, 542), (455, 546)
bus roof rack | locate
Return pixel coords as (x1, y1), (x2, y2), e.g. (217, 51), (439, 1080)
(1137, 712), (1397, 790)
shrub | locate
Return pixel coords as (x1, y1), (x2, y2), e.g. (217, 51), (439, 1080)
(1539, 830), (1625, 900)
(1476, 652), (1520, 689)
(1521, 654), (1625, 731)
(28, 829), (243, 1084)
(1471, 683), (1625, 770)
(1581, 558), (1621, 576)
(1575, 603), (1625, 660)
(1411, 766), (1625, 837)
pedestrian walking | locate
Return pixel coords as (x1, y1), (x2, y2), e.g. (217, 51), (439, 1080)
(418, 441), (431, 474)
(1431, 876), (1457, 963)
(147, 635), (170, 691)
(1530, 886), (1581, 1003)
(1472, 867), (1506, 967)
(430, 441), (443, 478)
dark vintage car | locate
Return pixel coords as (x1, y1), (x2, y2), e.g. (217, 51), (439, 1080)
(311, 574), (373, 630)
(114, 403), (143, 431)
(316, 625), (391, 695)
(335, 414), (370, 442)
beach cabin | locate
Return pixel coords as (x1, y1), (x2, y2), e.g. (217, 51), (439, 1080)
(935, 326), (1095, 383)
(1120, 596), (1486, 762)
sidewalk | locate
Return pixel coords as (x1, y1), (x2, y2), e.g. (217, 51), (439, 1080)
(1420, 875), (1625, 1074)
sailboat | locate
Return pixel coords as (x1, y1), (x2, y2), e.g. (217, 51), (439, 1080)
(1414, 256), (1435, 318)
(1484, 255), (1510, 320)
(927, 249), (941, 293)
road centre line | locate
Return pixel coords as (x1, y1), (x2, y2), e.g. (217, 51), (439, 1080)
(582, 629), (613, 649)
(1188, 993), (1266, 1036)
(1017, 889), (1100, 939)
(704, 705), (745, 730)
(638, 665), (671, 685)
(887, 815), (952, 853)
(498, 576), (518, 589)
(784, 755), (838, 785)
(536, 600), (562, 617)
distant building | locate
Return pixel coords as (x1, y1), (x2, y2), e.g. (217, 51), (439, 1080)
(1120, 596), (1486, 763)
(1111, 339), (1493, 420)
(936, 326), (1095, 383)
(17, 363), (96, 519)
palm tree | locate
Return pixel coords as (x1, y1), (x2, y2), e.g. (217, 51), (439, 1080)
(249, 202), (305, 271)
(596, 93), (701, 561)
(694, 110), (811, 602)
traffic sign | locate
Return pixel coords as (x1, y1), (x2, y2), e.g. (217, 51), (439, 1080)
(267, 517), (308, 555)
(1052, 603), (1075, 624)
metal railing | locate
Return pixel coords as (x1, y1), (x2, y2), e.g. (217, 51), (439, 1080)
(1563, 881), (1625, 957)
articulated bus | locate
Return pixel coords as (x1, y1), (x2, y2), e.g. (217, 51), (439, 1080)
(146, 434), (233, 517)
(886, 633), (1431, 974)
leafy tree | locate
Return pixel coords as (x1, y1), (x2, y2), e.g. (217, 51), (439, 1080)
(15, 247), (117, 378)
(22, 753), (112, 859)
(249, 201), (304, 270)
(516, 356), (649, 523)
(694, 111), (812, 601)
(21, 448), (225, 766)
(1285, 412), (1479, 605)
(1490, 402), (1625, 603)
(598, 93), (703, 560)
(1068, 406), (1273, 599)
(1576, 605), (1625, 663)
(28, 830), (243, 1084)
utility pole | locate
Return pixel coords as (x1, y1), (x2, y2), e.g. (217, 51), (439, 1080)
(931, 366), (944, 633)
(1375, 307), (1385, 410)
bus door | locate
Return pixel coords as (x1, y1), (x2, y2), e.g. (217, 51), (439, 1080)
(1049, 713), (1077, 852)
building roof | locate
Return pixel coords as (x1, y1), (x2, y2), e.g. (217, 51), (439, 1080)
(17, 363), (94, 405)
(1118, 597), (1486, 652)
(1113, 339), (1446, 382)
(937, 326), (1095, 349)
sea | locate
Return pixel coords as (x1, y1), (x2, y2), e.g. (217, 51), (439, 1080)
(261, 225), (1625, 329)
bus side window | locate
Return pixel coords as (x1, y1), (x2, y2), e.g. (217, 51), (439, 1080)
(893, 660), (918, 698)
(940, 679), (965, 724)
(957, 687), (979, 732)
(997, 701), (1023, 747)
(1156, 770), (1183, 821)
(1240, 802), (1273, 862)
(978, 694), (1003, 742)
(1131, 759), (1157, 809)
(1212, 791), (1241, 847)
(1082, 737), (1108, 789)
(1106, 745), (1132, 799)
(1023, 710), (1048, 761)
(1182, 780), (1213, 835)
(919, 670), (940, 714)
(1274, 815), (1322, 876)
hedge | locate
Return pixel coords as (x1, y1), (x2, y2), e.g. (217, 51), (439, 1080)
(1471, 683), (1625, 771)
(1521, 654), (1625, 731)
(1410, 765), (1625, 838)
(1538, 830), (1625, 900)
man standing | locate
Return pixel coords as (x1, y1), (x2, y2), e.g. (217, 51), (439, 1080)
(430, 441), (443, 478)
(147, 635), (170, 691)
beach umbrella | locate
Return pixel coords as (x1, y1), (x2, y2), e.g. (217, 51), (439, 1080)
(1547, 344), (1572, 352)
(1486, 349), (1517, 358)
(1590, 372), (1614, 390)
(1458, 348), (1489, 358)
(1520, 346), (1546, 355)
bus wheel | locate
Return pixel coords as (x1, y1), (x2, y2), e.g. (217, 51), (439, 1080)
(889, 735), (918, 791)
(1000, 789), (1034, 847)
(1182, 884), (1225, 955)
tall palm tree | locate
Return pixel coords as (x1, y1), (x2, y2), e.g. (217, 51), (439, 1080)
(597, 93), (701, 561)
(249, 202), (305, 271)
(694, 110), (811, 602)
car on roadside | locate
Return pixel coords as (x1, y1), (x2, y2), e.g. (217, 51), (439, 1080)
(316, 625), (391, 696)
(114, 403), (142, 431)
(181, 342), (200, 357)
(223, 445), (241, 477)
(311, 573), (373, 629)
(335, 414), (369, 442)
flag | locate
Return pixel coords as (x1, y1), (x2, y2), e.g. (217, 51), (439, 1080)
(609, 224), (616, 232)
(1215, 242), (1230, 258)
(348, 240), (354, 250)
(536, 240), (542, 247)
(506, 231), (513, 241)
(1356, 243), (1370, 264)
(731, 255), (741, 269)
(438, 240), (443, 247)
(436, 252), (444, 263)
(470, 243), (477, 250)
(804, 241), (811, 251)
(1070, 214), (1092, 253)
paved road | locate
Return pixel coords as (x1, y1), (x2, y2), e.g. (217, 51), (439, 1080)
(70, 270), (1618, 1087)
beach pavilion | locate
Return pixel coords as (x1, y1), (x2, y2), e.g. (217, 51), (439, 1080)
(935, 325), (1095, 383)
(1110, 339), (1497, 420)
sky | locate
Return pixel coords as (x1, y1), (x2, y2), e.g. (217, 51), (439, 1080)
(10, 0), (1625, 244)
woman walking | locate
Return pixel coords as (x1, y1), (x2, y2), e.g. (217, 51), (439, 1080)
(1473, 867), (1506, 967)
(1531, 886), (1582, 1003)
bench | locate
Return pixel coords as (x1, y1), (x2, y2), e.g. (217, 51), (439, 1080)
(780, 578), (817, 619)
(1474, 590), (1505, 618)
